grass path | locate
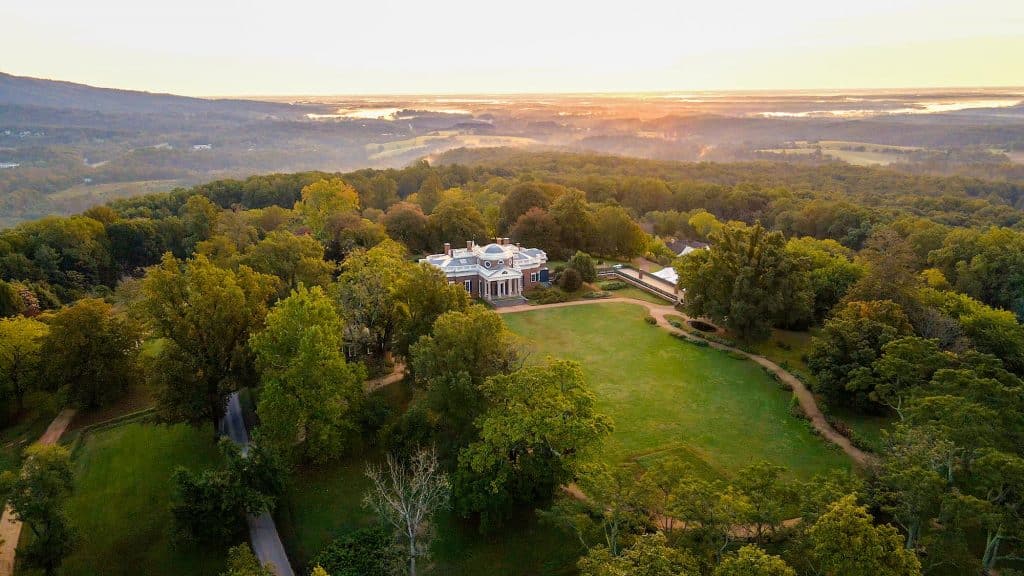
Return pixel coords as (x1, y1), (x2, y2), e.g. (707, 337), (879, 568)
(497, 297), (872, 466)
(0, 409), (77, 576)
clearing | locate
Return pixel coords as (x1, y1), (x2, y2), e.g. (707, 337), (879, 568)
(502, 302), (851, 480)
(52, 422), (227, 576)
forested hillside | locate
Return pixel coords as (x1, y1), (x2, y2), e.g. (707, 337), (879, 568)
(3, 149), (1024, 574)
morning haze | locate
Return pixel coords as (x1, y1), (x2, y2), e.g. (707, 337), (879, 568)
(0, 2), (1023, 576)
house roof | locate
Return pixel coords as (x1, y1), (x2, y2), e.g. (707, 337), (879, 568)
(651, 267), (678, 285)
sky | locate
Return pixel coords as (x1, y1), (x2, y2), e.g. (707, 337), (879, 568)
(2, 0), (1022, 96)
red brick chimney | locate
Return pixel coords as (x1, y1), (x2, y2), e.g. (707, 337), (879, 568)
(444, 243), (451, 256)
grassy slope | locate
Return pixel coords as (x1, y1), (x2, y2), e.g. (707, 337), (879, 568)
(503, 302), (850, 480)
(56, 423), (226, 576)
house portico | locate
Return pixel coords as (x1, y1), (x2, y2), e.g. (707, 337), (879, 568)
(420, 238), (548, 302)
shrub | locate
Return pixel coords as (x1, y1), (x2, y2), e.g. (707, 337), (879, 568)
(644, 314), (657, 325)
(312, 526), (397, 576)
(583, 291), (611, 299)
(560, 268), (583, 292)
(598, 280), (628, 291)
(525, 286), (570, 305)
(568, 251), (598, 282)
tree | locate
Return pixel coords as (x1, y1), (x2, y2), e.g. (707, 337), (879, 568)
(311, 526), (398, 576)
(560, 267), (583, 292)
(593, 205), (646, 259)
(334, 240), (407, 369)
(410, 305), (520, 458)
(848, 336), (951, 420)
(141, 254), (278, 431)
(876, 426), (949, 551)
(568, 251), (598, 283)
(415, 173), (444, 214)
(428, 197), (488, 248)
(805, 495), (922, 576)
(382, 202), (430, 253)
(393, 263), (471, 359)
(575, 464), (651, 555)
(250, 286), (367, 463)
(0, 316), (47, 422)
(171, 439), (286, 544)
(222, 544), (274, 576)
(807, 300), (913, 408)
(180, 195), (221, 254)
(453, 360), (613, 527)
(365, 174), (399, 210)
(846, 227), (921, 310)
(364, 447), (450, 576)
(0, 278), (24, 317)
(732, 461), (798, 544)
(688, 210), (722, 239)
(510, 207), (561, 256)
(578, 533), (699, 576)
(500, 182), (553, 231)
(677, 222), (804, 341)
(294, 178), (360, 240)
(41, 298), (140, 408)
(0, 444), (75, 576)
(549, 190), (595, 259)
(241, 230), (333, 294)
(784, 236), (863, 321)
(971, 449), (1024, 572)
(715, 546), (795, 576)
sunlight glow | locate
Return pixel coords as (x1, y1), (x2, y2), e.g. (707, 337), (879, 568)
(1, 0), (1022, 95)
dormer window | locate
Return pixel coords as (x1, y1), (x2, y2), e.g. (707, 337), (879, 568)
(484, 261), (491, 269)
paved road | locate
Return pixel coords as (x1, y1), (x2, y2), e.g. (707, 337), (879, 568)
(496, 297), (872, 466)
(222, 393), (294, 576)
(0, 409), (77, 576)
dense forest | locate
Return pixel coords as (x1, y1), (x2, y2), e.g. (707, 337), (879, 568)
(4, 150), (1024, 574)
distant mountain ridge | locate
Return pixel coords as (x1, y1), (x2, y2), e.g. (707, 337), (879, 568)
(0, 72), (308, 119)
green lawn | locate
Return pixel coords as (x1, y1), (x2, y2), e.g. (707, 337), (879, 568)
(277, 382), (580, 575)
(502, 303), (851, 480)
(613, 286), (673, 305)
(54, 423), (227, 576)
(745, 328), (818, 382)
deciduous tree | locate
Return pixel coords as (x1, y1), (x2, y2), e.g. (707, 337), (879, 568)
(141, 254), (278, 431)
(0, 444), (75, 576)
(364, 447), (450, 576)
(250, 286), (366, 463)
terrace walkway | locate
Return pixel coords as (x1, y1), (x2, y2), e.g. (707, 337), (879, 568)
(495, 297), (872, 466)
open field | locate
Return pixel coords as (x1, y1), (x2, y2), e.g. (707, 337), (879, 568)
(48, 179), (185, 202)
(277, 382), (580, 575)
(502, 302), (851, 480)
(368, 131), (537, 161)
(52, 423), (227, 576)
(759, 140), (922, 166)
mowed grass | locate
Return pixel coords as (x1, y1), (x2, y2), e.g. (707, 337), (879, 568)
(502, 303), (850, 480)
(56, 423), (227, 576)
(277, 383), (580, 575)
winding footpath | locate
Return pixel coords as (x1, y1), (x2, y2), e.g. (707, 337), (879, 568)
(0, 409), (77, 576)
(495, 297), (872, 466)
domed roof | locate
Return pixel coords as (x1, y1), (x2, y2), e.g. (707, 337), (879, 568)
(482, 243), (505, 254)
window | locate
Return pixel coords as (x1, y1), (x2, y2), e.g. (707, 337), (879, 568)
(530, 272), (538, 282)
(464, 280), (472, 292)
(484, 261), (491, 269)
